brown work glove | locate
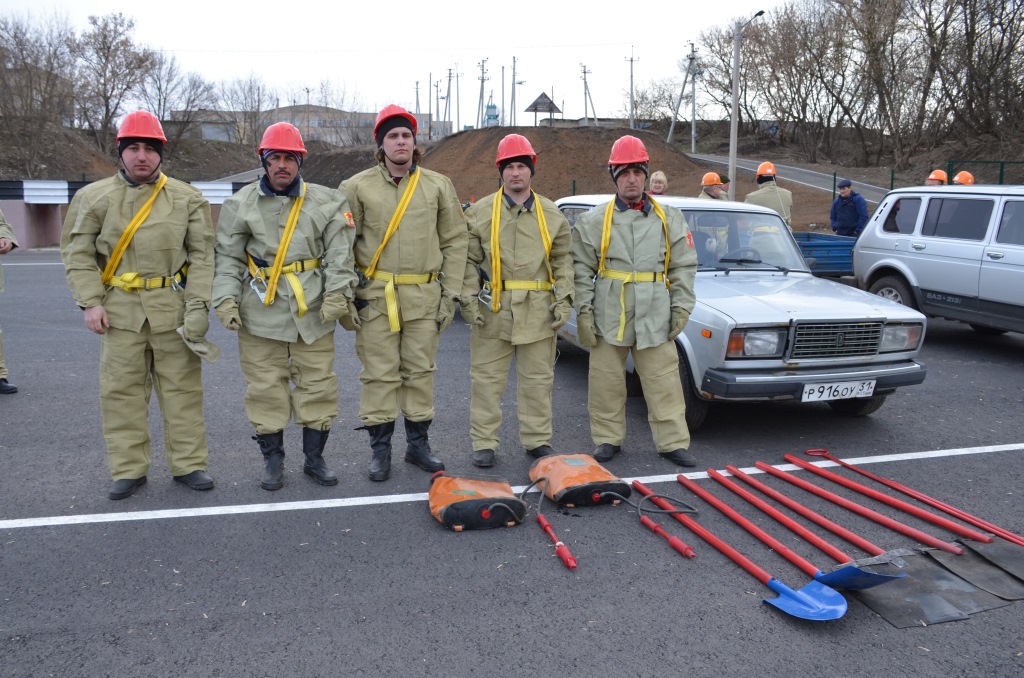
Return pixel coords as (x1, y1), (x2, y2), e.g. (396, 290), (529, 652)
(215, 298), (241, 331)
(319, 292), (349, 324)
(183, 299), (210, 342)
(460, 296), (485, 327)
(577, 306), (598, 347)
(669, 307), (690, 340)
(437, 292), (456, 333)
(549, 298), (572, 330)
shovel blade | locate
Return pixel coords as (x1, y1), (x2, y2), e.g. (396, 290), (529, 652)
(764, 578), (847, 621)
(815, 565), (905, 591)
(961, 539), (1024, 581)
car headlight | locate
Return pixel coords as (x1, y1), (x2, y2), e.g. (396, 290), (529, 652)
(879, 323), (924, 352)
(726, 329), (787, 358)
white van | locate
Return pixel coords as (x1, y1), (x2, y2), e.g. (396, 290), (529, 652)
(854, 185), (1024, 335)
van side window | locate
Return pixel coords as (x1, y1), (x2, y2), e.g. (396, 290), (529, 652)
(996, 201), (1024, 246)
(922, 198), (993, 241)
(882, 198), (920, 234)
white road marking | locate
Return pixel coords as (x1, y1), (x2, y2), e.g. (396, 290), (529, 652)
(2, 443), (1021, 530)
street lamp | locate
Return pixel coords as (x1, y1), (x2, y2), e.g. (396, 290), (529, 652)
(728, 10), (764, 201)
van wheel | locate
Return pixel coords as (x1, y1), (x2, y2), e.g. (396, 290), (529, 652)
(678, 345), (710, 431)
(827, 396), (887, 417)
(969, 324), (1008, 336)
(869, 276), (917, 311)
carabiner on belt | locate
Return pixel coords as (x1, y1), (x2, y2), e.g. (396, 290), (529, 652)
(249, 270), (270, 304)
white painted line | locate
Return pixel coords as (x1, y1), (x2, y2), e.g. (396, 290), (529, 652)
(2, 443), (1022, 530)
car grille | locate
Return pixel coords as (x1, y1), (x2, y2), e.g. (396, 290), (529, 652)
(789, 322), (882, 359)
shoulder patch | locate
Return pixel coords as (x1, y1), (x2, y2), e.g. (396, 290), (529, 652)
(686, 232), (694, 248)
(343, 211), (356, 228)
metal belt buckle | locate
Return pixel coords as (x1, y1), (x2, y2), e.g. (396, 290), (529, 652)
(249, 273), (269, 304)
(357, 269), (369, 288)
(169, 276), (180, 291)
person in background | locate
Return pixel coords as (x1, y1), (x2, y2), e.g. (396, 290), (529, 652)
(925, 169), (948, 186)
(460, 134), (574, 468)
(0, 208), (19, 394)
(340, 104), (469, 482)
(953, 171), (975, 185)
(213, 122), (357, 491)
(697, 172), (726, 200)
(744, 161), (793, 227)
(571, 135), (699, 468)
(649, 170), (668, 196)
(829, 178), (870, 237)
(61, 110), (215, 500)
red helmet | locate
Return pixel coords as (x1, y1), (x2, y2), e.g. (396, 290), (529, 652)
(495, 134), (537, 167)
(608, 135), (649, 166)
(258, 122), (306, 157)
(374, 104), (418, 142)
(702, 172), (723, 187)
(756, 161), (776, 178)
(116, 110), (167, 144)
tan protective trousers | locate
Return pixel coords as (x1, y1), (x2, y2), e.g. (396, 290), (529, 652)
(470, 333), (556, 451)
(100, 324), (209, 479)
(0, 324), (7, 379)
(587, 337), (691, 453)
(237, 328), (337, 434)
(355, 314), (438, 425)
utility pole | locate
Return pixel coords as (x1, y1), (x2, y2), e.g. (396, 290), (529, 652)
(476, 59), (489, 129)
(435, 79), (444, 138)
(428, 72), (433, 140)
(414, 81), (421, 115)
(580, 64), (592, 126)
(501, 66), (505, 126)
(690, 43), (698, 153)
(625, 48), (638, 129)
(443, 69), (453, 125)
(510, 57), (518, 126)
(729, 10), (765, 200)
(303, 86), (312, 140)
(455, 64), (461, 131)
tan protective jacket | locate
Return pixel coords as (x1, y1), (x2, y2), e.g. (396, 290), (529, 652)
(697, 190), (725, 200)
(212, 178), (357, 344)
(0, 210), (17, 295)
(340, 163), (468, 322)
(61, 173), (214, 333)
(463, 190), (574, 344)
(572, 195), (697, 351)
(744, 181), (793, 226)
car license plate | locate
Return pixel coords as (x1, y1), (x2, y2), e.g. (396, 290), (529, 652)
(802, 380), (876, 402)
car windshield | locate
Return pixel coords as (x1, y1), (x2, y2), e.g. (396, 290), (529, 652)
(684, 209), (808, 272)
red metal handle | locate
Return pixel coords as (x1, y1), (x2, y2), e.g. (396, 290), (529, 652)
(708, 468), (854, 564)
(640, 515), (696, 558)
(633, 480), (772, 585)
(784, 454), (992, 543)
(725, 465), (886, 556)
(677, 474), (820, 578)
(755, 462), (963, 554)
(804, 448), (1024, 548)
(536, 514), (577, 569)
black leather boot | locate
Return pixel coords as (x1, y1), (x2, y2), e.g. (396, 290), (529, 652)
(364, 421), (395, 482)
(302, 427), (338, 486)
(254, 431), (285, 491)
(403, 418), (445, 472)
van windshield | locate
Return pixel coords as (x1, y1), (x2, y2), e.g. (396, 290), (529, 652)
(684, 210), (807, 271)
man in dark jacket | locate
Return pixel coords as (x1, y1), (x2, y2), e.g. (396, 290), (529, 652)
(829, 179), (870, 237)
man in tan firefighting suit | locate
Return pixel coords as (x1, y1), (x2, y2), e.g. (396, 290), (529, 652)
(213, 122), (357, 491)
(61, 110), (215, 499)
(697, 172), (726, 200)
(0, 208), (19, 394)
(340, 104), (468, 482)
(744, 161), (793, 227)
(571, 135), (699, 467)
(460, 134), (574, 468)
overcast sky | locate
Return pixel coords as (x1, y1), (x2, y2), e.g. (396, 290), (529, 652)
(6, 0), (783, 129)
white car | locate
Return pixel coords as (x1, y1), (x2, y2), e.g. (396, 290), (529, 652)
(556, 195), (928, 430)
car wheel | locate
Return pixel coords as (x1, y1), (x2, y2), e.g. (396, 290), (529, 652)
(969, 324), (1008, 336)
(869, 276), (917, 311)
(677, 345), (709, 431)
(827, 395), (887, 417)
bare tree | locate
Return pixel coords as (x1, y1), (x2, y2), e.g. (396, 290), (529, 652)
(219, 74), (275, 149)
(620, 78), (680, 125)
(0, 11), (77, 177)
(137, 51), (217, 156)
(75, 12), (155, 154)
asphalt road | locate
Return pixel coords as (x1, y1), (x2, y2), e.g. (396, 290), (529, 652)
(2, 249), (1023, 677)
